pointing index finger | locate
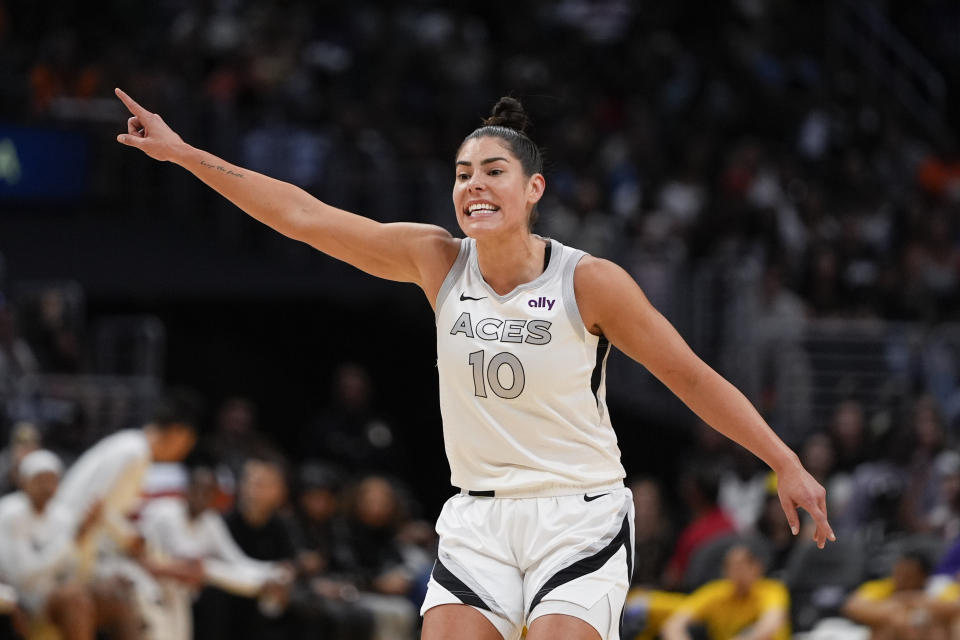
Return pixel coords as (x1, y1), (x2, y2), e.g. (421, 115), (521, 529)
(115, 88), (147, 117)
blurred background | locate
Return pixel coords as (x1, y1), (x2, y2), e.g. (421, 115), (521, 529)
(2, 0), (960, 638)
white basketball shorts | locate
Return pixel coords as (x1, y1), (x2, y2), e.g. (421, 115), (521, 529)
(421, 484), (635, 639)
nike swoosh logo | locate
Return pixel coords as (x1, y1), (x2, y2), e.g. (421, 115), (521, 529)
(460, 293), (487, 301)
(583, 493), (609, 502)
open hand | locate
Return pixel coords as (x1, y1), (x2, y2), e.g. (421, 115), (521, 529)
(776, 463), (836, 549)
(114, 88), (186, 162)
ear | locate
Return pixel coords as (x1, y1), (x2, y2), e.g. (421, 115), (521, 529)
(527, 173), (546, 206)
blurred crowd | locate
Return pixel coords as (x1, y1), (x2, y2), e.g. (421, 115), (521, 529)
(3, 0), (960, 323)
(1, 0), (960, 638)
(0, 385), (436, 640)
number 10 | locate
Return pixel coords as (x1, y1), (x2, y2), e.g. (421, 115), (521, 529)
(468, 350), (526, 399)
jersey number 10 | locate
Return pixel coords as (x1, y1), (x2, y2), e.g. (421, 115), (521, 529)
(468, 350), (526, 399)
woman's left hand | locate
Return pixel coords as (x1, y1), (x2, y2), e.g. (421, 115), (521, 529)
(776, 463), (836, 548)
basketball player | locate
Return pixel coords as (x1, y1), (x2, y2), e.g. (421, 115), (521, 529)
(51, 389), (199, 577)
(115, 89), (834, 640)
(0, 450), (140, 640)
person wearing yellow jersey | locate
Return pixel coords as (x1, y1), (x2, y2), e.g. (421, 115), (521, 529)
(843, 550), (960, 640)
(661, 545), (789, 640)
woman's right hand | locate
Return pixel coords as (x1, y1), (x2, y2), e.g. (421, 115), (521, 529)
(114, 88), (187, 162)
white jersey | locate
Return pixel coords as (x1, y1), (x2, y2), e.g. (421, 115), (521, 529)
(0, 492), (78, 612)
(137, 497), (283, 640)
(52, 429), (151, 574)
(139, 497), (280, 596)
(435, 237), (625, 495)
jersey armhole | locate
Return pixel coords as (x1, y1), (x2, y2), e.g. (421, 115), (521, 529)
(561, 249), (588, 341)
(434, 238), (470, 321)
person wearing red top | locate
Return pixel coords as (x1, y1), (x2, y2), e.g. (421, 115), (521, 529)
(663, 467), (736, 589)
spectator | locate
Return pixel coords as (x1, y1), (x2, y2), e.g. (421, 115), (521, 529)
(928, 454), (960, 540)
(755, 493), (796, 577)
(50, 389), (200, 576)
(198, 455), (299, 640)
(302, 363), (402, 475)
(828, 400), (869, 474)
(843, 550), (960, 640)
(0, 297), (38, 422)
(137, 463), (292, 640)
(663, 465), (737, 589)
(342, 475), (419, 640)
(292, 462), (372, 640)
(0, 450), (139, 640)
(205, 396), (275, 484)
(19, 288), (81, 374)
(718, 448), (769, 533)
(630, 476), (675, 588)
(899, 396), (958, 534)
(662, 544), (790, 640)
(799, 431), (853, 523)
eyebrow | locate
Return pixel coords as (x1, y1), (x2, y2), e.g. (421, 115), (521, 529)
(455, 156), (511, 167)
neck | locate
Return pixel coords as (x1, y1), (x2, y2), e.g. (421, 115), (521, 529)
(241, 504), (272, 527)
(474, 232), (547, 295)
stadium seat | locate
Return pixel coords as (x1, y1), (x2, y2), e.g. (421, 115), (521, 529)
(784, 539), (866, 631)
(866, 533), (947, 579)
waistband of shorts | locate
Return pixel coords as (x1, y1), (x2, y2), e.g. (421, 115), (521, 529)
(453, 480), (625, 499)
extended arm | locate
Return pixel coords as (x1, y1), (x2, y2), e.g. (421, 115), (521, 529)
(734, 607), (788, 640)
(114, 89), (457, 302)
(661, 609), (694, 640)
(575, 257), (835, 547)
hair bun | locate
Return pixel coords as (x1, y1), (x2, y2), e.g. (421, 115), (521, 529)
(484, 96), (531, 134)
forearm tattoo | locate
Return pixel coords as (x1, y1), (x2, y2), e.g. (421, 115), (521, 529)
(200, 159), (244, 178)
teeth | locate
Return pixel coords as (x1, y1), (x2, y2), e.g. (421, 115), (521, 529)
(468, 203), (498, 214)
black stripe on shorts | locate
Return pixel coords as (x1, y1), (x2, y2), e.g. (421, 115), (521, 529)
(528, 511), (632, 614)
(432, 559), (492, 611)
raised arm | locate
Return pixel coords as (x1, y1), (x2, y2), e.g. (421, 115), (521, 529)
(575, 257), (835, 548)
(114, 88), (458, 302)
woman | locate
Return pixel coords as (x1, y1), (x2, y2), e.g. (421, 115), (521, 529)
(115, 90), (833, 640)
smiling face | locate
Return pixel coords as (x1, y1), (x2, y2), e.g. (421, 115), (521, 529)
(453, 136), (545, 239)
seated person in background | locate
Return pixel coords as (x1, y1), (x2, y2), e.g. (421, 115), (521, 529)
(662, 544), (790, 640)
(292, 462), (372, 640)
(629, 476), (675, 588)
(50, 390), (199, 577)
(138, 462), (292, 640)
(663, 465), (736, 590)
(342, 475), (420, 640)
(0, 450), (139, 640)
(843, 550), (960, 640)
(195, 454), (299, 640)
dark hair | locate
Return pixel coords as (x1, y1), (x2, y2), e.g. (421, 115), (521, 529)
(685, 464), (722, 505)
(152, 388), (204, 430)
(900, 549), (933, 575)
(460, 97), (544, 228)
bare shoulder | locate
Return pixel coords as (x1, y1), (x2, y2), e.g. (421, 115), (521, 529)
(409, 224), (460, 272)
(573, 254), (630, 285)
(573, 255), (644, 335)
(403, 225), (461, 307)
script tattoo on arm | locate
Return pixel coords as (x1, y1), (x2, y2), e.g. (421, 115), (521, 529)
(200, 159), (244, 178)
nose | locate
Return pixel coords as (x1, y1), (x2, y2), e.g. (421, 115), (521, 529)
(467, 173), (487, 191)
